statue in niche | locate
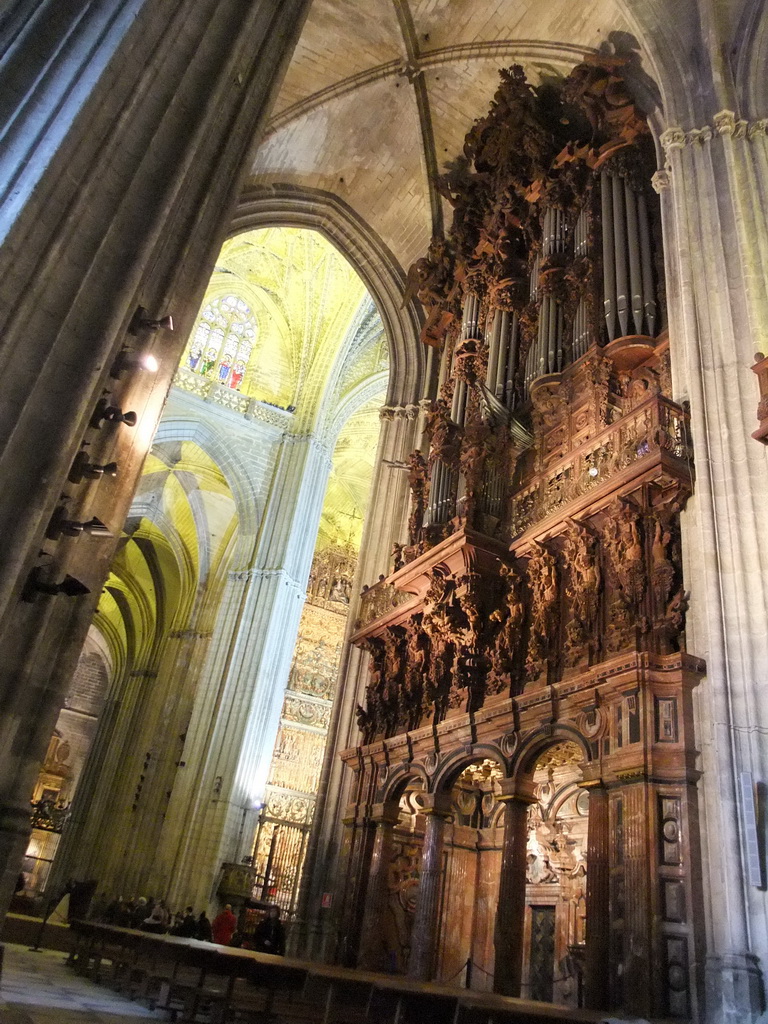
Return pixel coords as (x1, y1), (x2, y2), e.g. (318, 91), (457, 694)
(381, 629), (406, 736)
(488, 565), (525, 694)
(422, 582), (456, 722)
(391, 542), (405, 573)
(526, 827), (560, 884)
(359, 637), (385, 741)
(406, 450), (428, 547)
(602, 499), (646, 652)
(563, 520), (601, 667)
(457, 410), (490, 523)
(424, 398), (461, 468)
(658, 587), (689, 653)
(650, 510), (676, 615)
(403, 237), (458, 347)
(403, 621), (428, 730)
(329, 577), (350, 604)
(525, 542), (559, 682)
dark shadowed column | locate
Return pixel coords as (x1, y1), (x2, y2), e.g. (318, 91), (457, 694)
(582, 778), (609, 1010)
(494, 778), (536, 996)
(357, 802), (401, 969)
(408, 793), (451, 980)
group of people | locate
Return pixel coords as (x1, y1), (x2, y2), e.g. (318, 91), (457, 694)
(90, 894), (285, 954)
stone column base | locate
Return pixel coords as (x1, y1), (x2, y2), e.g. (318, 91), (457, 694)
(705, 953), (764, 1024)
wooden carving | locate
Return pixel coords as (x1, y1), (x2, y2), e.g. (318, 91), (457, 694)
(525, 542), (559, 682)
(406, 450), (428, 547)
(563, 520), (600, 669)
(602, 498), (645, 653)
(488, 564), (525, 695)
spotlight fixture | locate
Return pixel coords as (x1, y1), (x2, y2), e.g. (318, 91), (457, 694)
(47, 506), (114, 540)
(587, 466), (599, 479)
(110, 345), (160, 378)
(128, 305), (174, 335)
(22, 567), (90, 602)
(68, 451), (119, 484)
(90, 397), (138, 429)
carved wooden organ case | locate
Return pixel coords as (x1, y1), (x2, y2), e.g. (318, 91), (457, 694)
(342, 58), (704, 1020)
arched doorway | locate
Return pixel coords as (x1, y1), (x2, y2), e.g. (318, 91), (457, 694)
(436, 758), (506, 992)
(519, 741), (588, 1007)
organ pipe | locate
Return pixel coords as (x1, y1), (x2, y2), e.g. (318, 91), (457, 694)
(624, 180), (644, 333)
(611, 173), (629, 336)
(601, 171), (616, 341)
(637, 192), (656, 335)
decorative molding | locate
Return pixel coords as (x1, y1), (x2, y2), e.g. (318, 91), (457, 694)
(380, 403), (421, 421)
(173, 367), (294, 429)
(228, 567), (304, 592)
(651, 169), (670, 193)
(660, 110), (768, 156)
(167, 629), (213, 641)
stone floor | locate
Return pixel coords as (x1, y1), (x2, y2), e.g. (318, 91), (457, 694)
(0, 943), (161, 1023)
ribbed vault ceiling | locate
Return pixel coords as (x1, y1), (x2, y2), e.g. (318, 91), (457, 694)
(251, 0), (645, 272)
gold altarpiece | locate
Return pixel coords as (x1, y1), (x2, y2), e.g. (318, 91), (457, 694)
(337, 59), (704, 1021)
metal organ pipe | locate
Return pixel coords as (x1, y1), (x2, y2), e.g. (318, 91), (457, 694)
(637, 192), (656, 336)
(486, 307), (503, 395)
(572, 209), (588, 361)
(501, 311), (518, 405)
(611, 173), (629, 336)
(601, 171), (616, 341)
(624, 180), (644, 334)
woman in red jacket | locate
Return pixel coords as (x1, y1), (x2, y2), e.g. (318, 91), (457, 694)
(211, 903), (238, 945)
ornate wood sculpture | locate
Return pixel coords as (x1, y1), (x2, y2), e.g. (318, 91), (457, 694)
(342, 58), (704, 1023)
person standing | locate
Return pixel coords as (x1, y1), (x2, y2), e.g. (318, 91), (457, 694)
(211, 904), (237, 945)
(196, 911), (213, 942)
(252, 906), (285, 956)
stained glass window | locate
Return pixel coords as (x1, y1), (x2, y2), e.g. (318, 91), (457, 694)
(186, 295), (256, 390)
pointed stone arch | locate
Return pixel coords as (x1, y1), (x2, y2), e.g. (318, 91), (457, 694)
(231, 185), (425, 409)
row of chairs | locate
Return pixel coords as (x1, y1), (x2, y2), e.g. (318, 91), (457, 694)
(67, 920), (613, 1024)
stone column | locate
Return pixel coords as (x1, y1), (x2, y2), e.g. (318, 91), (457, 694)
(160, 433), (333, 911)
(582, 779), (609, 1010)
(295, 405), (423, 957)
(658, 114), (768, 1023)
(493, 778), (536, 996)
(408, 793), (452, 980)
(357, 803), (401, 969)
(0, 0), (311, 921)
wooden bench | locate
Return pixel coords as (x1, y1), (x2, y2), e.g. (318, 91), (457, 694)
(68, 921), (665, 1024)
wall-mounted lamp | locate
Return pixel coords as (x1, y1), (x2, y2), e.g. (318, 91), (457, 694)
(47, 506), (113, 540)
(22, 566), (90, 602)
(90, 398), (137, 429)
(110, 344), (160, 378)
(128, 305), (174, 335)
(69, 451), (119, 484)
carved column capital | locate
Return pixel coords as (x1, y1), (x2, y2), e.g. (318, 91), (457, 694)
(496, 777), (537, 804)
(651, 169), (670, 193)
(419, 791), (452, 817)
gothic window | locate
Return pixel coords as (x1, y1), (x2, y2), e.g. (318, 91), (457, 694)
(186, 295), (256, 390)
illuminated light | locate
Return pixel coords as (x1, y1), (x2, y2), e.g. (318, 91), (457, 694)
(588, 466), (599, 478)
(140, 353), (159, 373)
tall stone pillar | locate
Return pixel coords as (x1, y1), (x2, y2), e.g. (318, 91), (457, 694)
(582, 779), (609, 1011)
(408, 793), (451, 980)
(493, 778), (536, 996)
(658, 113), (768, 1023)
(0, 0), (310, 921)
(296, 404), (424, 956)
(357, 803), (401, 969)
(159, 433), (333, 911)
